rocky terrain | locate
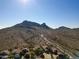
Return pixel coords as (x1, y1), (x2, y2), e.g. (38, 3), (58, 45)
(0, 20), (79, 56)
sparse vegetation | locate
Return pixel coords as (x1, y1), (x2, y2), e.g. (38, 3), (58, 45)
(0, 21), (79, 56)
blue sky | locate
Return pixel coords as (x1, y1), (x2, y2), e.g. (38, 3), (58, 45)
(0, 0), (79, 29)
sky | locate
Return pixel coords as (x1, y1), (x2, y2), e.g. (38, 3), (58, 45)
(0, 0), (79, 29)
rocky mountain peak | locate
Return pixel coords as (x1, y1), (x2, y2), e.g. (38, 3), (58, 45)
(58, 26), (70, 30)
(14, 20), (50, 29)
(41, 23), (50, 29)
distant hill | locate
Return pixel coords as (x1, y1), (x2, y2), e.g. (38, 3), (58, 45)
(0, 20), (79, 55)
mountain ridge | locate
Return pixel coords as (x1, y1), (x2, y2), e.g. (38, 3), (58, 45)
(0, 20), (79, 56)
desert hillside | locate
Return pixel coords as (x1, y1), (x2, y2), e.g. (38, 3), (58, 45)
(0, 20), (79, 56)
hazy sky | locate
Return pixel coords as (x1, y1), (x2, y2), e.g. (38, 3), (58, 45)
(0, 0), (79, 29)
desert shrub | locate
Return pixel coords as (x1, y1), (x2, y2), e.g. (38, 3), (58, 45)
(34, 47), (44, 56)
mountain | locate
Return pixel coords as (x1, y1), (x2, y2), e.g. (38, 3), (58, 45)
(0, 20), (51, 49)
(56, 26), (71, 30)
(0, 20), (79, 56)
(14, 20), (50, 29)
